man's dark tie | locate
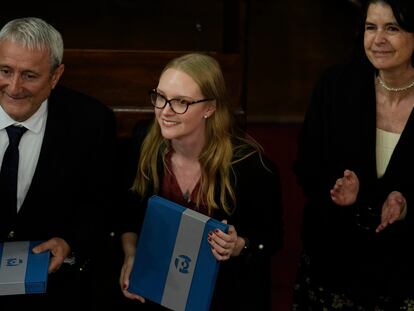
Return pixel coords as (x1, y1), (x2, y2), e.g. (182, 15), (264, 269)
(0, 125), (27, 219)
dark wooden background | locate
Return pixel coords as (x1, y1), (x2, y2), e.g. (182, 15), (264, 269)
(1, 0), (361, 124)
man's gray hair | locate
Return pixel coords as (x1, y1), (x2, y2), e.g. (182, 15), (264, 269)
(0, 17), (64, 70)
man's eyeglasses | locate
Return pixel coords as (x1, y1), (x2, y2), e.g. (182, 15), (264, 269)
(149, 89), (213, 114)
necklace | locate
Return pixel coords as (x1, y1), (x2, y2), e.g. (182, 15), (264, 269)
(183, 190), (191, 203)
(377, 75), (414, 92)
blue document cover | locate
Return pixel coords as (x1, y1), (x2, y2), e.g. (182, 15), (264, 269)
(0, 241), (50, 295)
(129, 195), (229, 311)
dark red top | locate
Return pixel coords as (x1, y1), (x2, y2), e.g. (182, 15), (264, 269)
(160, 150), (208, 215)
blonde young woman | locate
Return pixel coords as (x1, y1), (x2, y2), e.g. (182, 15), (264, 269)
(118, 53), (283, 310)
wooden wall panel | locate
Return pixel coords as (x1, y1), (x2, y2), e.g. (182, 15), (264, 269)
(2, 0), (361, 124)
(245, 0), (361, 123)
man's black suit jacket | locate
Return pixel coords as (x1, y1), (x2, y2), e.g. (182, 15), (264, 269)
(0, 85), (117, 310)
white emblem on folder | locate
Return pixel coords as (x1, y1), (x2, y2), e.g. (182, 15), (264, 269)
(174, 255), (191, 274)
(5, 258), (23, 266)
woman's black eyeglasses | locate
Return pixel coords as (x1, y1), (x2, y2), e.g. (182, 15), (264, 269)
(149, 89), (213, 114)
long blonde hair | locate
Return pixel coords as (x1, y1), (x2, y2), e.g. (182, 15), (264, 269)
(132, 53), (259, 215)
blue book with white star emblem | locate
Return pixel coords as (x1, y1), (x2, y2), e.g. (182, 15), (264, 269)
(129, 195), (228, 311)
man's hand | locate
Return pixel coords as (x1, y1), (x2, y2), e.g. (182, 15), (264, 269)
(32, 237), (71, 273)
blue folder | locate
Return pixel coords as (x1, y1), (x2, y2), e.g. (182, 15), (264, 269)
(129, 195), (228, 311)
(0, 240), (50, 295)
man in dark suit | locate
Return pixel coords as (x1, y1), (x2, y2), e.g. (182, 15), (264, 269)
(0, 17), (117, 309)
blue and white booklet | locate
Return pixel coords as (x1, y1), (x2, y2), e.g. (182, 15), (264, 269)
(129, 195), (228, 311)
(0, 240), (50, 295)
